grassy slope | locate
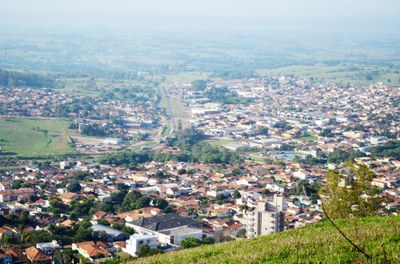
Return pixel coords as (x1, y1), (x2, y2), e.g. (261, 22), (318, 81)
(0, 118), (73, 156)
(132, 216), (400, 264)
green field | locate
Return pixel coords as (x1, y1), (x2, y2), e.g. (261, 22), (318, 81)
(293, 135), (318, 142)
(205, 138), (234, 148)
(132, 215), (400, 264)
(0, 118), (74, 156)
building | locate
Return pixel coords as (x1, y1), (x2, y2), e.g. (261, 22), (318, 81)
(0, 250), (12, 264)
(244, 194), (285, 238)
(123, 233), (157, 257)
(126, 213), (212, 246)
(36, 240), (60, 256)
(72, 241), (111, 262)
(104, 138), (122, 145)
(91, 224), (130, 242)
(24, 247), (52, 264)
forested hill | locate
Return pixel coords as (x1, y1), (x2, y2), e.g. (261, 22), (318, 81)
(131, 215), (400, 264)
(0, 68), (55, 88)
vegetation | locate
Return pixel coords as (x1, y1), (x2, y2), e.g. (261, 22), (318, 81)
(0, 118), (74, 156)
(320, 163), (382, 219)
(0, 68), (55, 88)
(130, 215), (400, 264)
(205, 87), (252, 105)
(99, 128), (242, 165)
(370, 140), (400, 160)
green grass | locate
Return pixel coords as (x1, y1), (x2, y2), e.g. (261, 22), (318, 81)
(161, 125), (171, 138)
(294, 136), (318, 142)
(0, 118), (74, 156)
(164, 72), (210, 84)
(205, 139), (233, 147)
(132, 215), (400, 264)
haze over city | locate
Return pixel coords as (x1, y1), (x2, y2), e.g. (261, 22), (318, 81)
(0, 1), (399, 263)
(0, 0), (399, 32)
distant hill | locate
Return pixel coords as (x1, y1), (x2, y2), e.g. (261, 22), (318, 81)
(132, 215), (400, 264)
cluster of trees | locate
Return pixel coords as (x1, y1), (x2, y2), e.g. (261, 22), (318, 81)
(210, 70), (257, 79)
(0, 68), (55, 88)
(180, 237), (215, 249)
(326, 149), (366, 164)
(167, 128), (242, 164)
(80, 124), (109, 137)
(101, 86), (156, 104)
(205, 87), (252, 105)
(54, 99), (95, 118)
(370, 140), (400, 160)
(99, 128), (242, 165)
(294, 149), (366, 165)
(49, 187), (171, 219)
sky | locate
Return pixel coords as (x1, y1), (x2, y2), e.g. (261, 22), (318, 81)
(0, 0), (399, 32)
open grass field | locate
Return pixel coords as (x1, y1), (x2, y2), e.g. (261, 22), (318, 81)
(293, 135), (318, 142)
(132, 215), (400, 264)
(205, 138), (234, 148)
(164, 72), (210, 84)
(0, 118), (74, 156)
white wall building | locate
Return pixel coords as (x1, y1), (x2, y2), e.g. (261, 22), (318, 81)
(244, 194), (285, 238)
(123, 233), (157, 257)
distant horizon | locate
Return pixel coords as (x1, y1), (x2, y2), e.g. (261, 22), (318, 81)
(0, 0), (399, 34)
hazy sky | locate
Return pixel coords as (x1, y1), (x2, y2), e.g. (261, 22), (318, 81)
(0, 0), (399, 32)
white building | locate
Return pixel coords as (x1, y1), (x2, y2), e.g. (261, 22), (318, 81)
(123, 233), (157, 257)
(126, 214), (212, 246)
(36, 240), (60, 255)
(244, 194), (285, 238)
(104, 138), (122, 145)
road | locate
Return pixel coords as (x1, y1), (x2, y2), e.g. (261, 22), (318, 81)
(157, 85), (177, 138)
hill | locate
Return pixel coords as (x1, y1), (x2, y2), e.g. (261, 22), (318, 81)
(131, 215), (400, 264)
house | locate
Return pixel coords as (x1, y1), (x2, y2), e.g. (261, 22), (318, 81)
(59, 193), (78, 204)
(92, 211), (109, 220)
(0, 227), (18, 240)
(6, 249), (27, 264)
(36, 240), (60, 256)
(91, 224), (130, 242)
(122, 233), (157, 257)
(72, 241), (111, 262)
(0, 188), (34, 203)
(0, 182), (12, 191)
(24, 247), (51, 264)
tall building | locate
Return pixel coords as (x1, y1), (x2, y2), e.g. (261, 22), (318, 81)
(245, 194), (285, 238)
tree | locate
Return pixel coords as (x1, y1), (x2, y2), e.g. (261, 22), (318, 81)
(137, 244), (151, 257)
(68, 181), (81, 193)
(202, 237), (215, 245)
(319, 163), (382, 219)
(137, 244), (164, 257)
(120, 190), (142, 211)
(134, 197), (151, 209)
(191, 80), (206, 91)
(181, 237), (202, 249)
(153, 198), (168, 210)
(54, 249), (78, 264)
(232, 190), (241, 199)
(26, 230), (53, 244)
(122, 226), (135, 234)
(236, 229), (247, 238)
